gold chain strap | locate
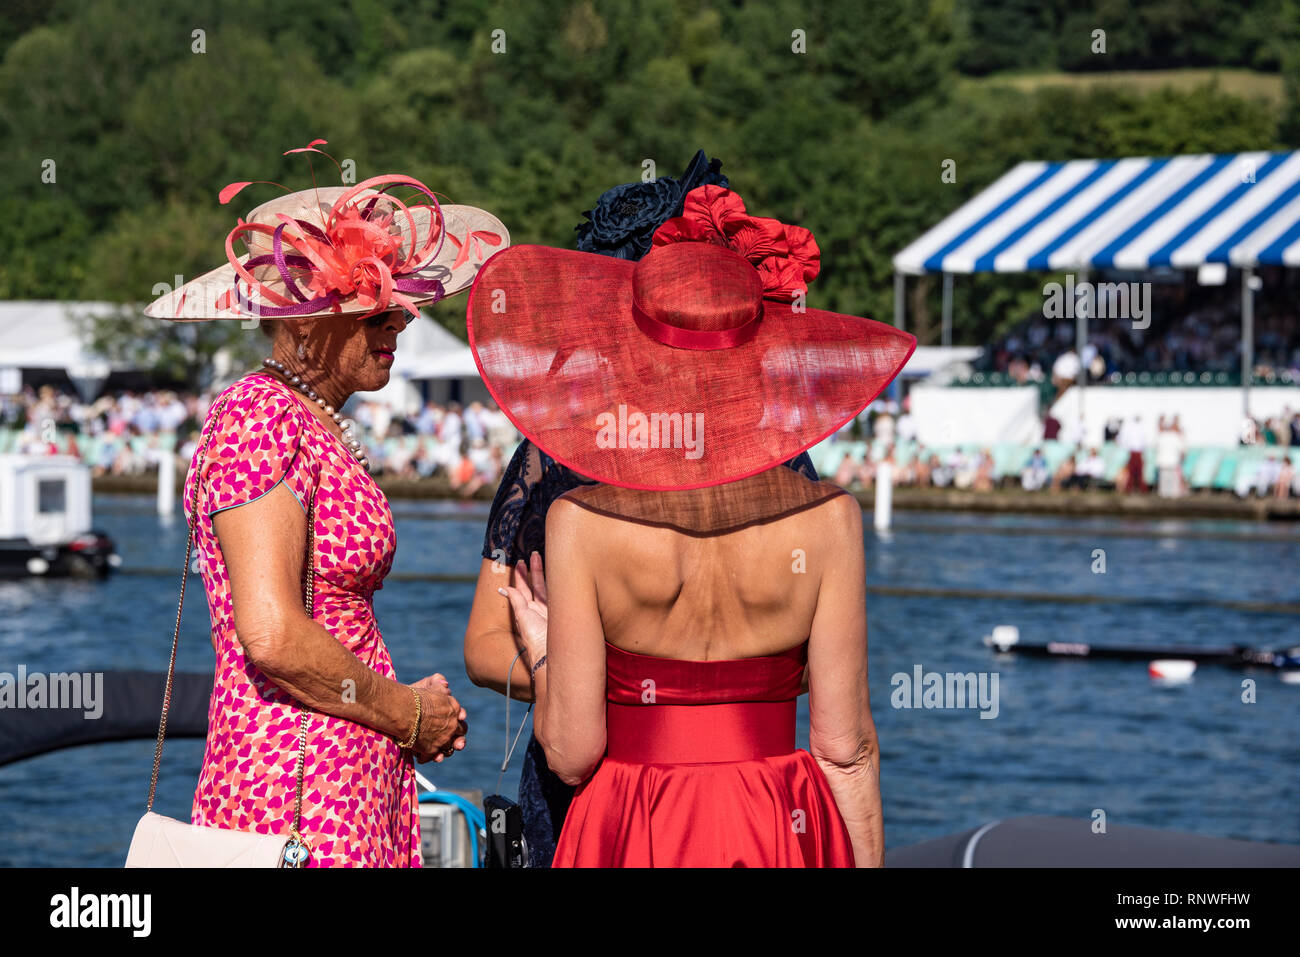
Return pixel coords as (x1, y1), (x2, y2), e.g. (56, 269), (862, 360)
(146, 393), (229, 810)
(146, 389), (316, 867)
(288, 499), (315, 846)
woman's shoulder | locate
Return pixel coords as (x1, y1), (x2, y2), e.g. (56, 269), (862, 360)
(200, 373), (318, 450)
(207, 371), (306, 424)
(188, 372), (318, 515)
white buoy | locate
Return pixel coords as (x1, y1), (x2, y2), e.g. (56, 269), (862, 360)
(984, 625), (1021, 652)
(157, 451), (175, 516)
(1149, 659), (1196, 682)
(874, 461), (893, 531)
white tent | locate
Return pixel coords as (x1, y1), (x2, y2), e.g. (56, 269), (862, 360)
(899, 345), (983, 380)
(399, 345), (480, 380)
(0, 302), (124, 370)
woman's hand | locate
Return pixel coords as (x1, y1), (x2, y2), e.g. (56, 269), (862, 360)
(409, 673), (468, 764)
(498, 552), (548, 672)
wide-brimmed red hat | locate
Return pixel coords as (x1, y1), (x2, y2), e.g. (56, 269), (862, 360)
(467, 186), (915, 490)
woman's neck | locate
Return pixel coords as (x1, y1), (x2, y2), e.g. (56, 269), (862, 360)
(264, 350), (352, 413)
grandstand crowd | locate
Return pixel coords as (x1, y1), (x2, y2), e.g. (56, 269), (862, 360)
(980, 272), (1300, 385)
(821, 399), (1300, 500)
(0, 384), (520, 496)
(3, 379), (1299, 500)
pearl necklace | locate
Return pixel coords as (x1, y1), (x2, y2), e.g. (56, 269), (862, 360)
(262, 357), (370, 468)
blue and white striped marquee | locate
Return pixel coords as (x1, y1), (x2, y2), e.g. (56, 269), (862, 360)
(893, 151), (1300, 275)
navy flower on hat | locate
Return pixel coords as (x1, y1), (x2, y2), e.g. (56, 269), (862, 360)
(574, 150), (729, 260)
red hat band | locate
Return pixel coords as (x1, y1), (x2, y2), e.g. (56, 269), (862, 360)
(630, 243), (764, 351)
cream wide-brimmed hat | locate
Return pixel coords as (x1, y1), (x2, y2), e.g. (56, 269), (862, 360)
(146, 147), (508, 321)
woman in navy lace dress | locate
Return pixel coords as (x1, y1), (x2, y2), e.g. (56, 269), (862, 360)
(461, 152), (819, 866)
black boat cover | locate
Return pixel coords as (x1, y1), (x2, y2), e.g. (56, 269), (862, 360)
(886, 815), (1300, 867)
(0, 670), (211, 767)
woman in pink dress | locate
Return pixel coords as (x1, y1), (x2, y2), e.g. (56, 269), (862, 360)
(145, 146), (508, 865)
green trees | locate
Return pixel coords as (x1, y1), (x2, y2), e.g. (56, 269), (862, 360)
(0, 0), (1293, 367)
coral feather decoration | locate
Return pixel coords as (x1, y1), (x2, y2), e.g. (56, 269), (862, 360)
(216, 140), (451, 319)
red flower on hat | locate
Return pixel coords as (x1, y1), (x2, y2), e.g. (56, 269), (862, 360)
(650, 185), (820, 302)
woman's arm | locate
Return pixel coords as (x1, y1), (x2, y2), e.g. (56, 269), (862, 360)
(215, 481), (466, 762)
(464, 557), (535, 701)
(501, 500), (606, 786)
(807, 495), (884, 867)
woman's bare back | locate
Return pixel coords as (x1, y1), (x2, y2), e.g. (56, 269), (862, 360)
(556, 468), (857, 660)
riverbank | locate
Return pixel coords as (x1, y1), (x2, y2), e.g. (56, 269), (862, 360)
(91, 474), (1300, 521)
(850, 486), (1300, 521)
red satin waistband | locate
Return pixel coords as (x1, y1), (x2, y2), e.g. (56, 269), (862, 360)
(605, 699), (796, 764)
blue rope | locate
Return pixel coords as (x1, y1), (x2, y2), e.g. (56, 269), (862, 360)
(419, 790), (485, 867)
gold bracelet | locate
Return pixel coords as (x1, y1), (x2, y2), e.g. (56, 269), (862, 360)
(398, 686), (422, 749)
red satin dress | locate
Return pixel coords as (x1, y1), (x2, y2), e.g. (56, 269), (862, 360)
(551, 640), (855, 867)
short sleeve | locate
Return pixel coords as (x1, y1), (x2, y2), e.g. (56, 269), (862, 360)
(185, 381), (317, 518)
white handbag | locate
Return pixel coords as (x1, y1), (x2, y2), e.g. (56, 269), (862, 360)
(125, 394), (315, 869)
(125, 811), (293, 867)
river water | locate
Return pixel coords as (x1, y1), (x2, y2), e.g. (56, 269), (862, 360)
(1, 496), (1297, 866)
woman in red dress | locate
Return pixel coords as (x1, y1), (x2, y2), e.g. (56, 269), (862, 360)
(473, 186), (914, 867)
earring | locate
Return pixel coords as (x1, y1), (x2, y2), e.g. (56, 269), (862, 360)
(297, 339), (307, 361)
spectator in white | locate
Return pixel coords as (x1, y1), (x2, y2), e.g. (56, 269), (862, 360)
(1051, 348), (1080, 399)
(485, 402), (517, 449)
(160, 392), (189, 431)
(1021, 448), (1050, 491)
(1118, 415), (1148, 493)
(951, 448), (978, 490)
(1256, 455), (1283, 497)
(369, 400), (393, 443)
(896, 395), (917, 443)
(1077, 446), (1106, 489)
(929, 454), (953, 488)
(872, 405), (895, 446)
(1154, 416), (1185, 498)
(435, 402), (464, 472)
(415, 401), (441, 436)
(439, 402), (464, 446)
(1240, 416), (1260, 446)
(463, 401), (489, 443)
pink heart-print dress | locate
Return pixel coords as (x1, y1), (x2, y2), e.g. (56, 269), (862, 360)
(181, 371), (420, 867)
